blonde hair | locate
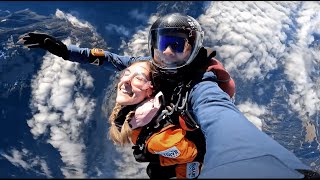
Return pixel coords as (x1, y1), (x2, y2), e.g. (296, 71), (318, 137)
(108, 103), (136, 146)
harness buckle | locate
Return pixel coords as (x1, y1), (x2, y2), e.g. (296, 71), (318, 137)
(179, 109), (199, 131)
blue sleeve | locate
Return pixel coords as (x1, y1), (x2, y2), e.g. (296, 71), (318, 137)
(189, 71), (311, 178)
(66, 45), (151, 71)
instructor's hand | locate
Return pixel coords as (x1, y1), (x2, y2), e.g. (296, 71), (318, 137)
(18, 32), (69, 59)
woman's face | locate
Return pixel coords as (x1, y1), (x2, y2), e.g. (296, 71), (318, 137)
(116, 62), (153, 106)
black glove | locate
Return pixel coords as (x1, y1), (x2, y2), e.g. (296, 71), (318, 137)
(18, 32), (69, 59)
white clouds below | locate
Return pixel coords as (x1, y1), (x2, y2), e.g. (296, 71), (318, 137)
(237, 101), (266, 130)
(197, 1), (320, 137)
(27, 38), (95, 178)
(123, 15), (159, 57)
(0, 148), (52, 178)
(128, 9), (149, 22)
(198, 1), (293, 80)
(285, 2), (320, 119)
(105, 24), (130, 37)
(55, 9), (93, 29)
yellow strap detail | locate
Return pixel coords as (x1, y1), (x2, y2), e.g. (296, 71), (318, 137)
(90, 48), (105, 57)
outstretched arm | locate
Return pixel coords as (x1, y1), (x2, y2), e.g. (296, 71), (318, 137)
(67, 45), (151, 71)
(189, 71), (312, 178)
(18, 32), (151, 71)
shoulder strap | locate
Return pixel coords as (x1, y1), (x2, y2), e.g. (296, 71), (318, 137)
(207, 49), (216, 60)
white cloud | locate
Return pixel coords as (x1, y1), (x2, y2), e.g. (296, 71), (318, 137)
(237, 101), (266, 130)
(0, 148), (52, 178)
(285, 2), (320, 120)
(113, 146), (149, 178)
(196, 1), (320, 140)
(128, 9), (148, 22)
(95, 167), (103, 177)
(123, 14), (159, 57)
(1, 149), (30, 170)
(105, 24), (130, 37)
(198, 1), (294, 80)
(27, 38), (96, 178)
(55, 9), (93, 29)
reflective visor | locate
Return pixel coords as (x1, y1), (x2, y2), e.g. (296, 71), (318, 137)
(149, 28), (201, 70)
(158, 35), (186, 53)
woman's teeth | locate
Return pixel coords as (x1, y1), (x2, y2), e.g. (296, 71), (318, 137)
(121, 88), (133, 96)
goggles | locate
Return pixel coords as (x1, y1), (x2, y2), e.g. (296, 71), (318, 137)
(120, 69), (152, 90)
(158, 35), (187, 53)
(149, 28), (202, 70)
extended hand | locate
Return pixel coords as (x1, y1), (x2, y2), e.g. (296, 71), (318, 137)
(18, 32), (69, 59)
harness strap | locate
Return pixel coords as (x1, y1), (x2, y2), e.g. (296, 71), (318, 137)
(207, 50), (216, 60)
(165, 80), (200, 131)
